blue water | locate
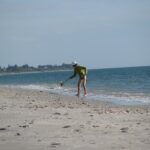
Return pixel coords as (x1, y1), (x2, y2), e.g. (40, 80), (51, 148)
(0, 66), (150, 105)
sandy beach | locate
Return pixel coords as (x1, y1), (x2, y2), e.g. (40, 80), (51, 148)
(0, 87), (150, 150)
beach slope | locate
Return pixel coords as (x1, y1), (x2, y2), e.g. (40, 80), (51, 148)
(0, 87), (150, 150)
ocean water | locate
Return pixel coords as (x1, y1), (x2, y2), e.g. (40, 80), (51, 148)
(0, 66), (150, 105)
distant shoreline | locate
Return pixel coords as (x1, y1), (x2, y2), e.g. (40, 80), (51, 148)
(0, 69), (72, 76)
(0, 65), (149, 75)
(0, 63), (73, 74)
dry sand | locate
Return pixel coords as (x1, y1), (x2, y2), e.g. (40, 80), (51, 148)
(0, 87), (150, 150)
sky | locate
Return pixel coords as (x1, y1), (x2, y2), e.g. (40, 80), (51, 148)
(0, 0), (150, 69)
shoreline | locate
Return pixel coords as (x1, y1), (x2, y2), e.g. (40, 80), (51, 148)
(1, 84), (149, 106)
(0, 69), (72, 76)
(0, 86), (150, 150)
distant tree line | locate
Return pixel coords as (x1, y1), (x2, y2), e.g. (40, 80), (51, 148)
(0, 63), (72, 73)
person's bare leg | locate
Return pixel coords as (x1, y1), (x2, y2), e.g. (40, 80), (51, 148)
(76, 78), (82, 97)
(83, 76), (87, 96)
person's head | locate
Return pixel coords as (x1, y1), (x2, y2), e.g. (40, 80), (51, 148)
(72, 61), (78, 67)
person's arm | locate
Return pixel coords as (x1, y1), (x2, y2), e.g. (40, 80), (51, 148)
(69, 71), (77, 79)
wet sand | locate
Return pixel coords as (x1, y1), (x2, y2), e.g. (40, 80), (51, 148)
(0, 87), (150, 150)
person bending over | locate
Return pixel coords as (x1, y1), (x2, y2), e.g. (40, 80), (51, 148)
(69, 61), (88, 97)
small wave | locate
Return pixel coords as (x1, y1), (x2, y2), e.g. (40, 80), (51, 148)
(87, 91), (150, 105)
(21, 85), (49, 91)
(8, 84), (76, 96)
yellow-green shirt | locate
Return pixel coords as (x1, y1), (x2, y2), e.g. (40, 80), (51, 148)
(70, 65), (88, 78)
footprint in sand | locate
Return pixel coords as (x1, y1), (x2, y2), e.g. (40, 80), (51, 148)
(15, 133), (21, 136)
(80, 125), (84, 128)
(62, 125), (71, 128)
(0, 128), (7, 131)
(92, 125), (99, 128)
(29, 120), (34, 125)
(144, 128), (149, 131)
(19, 125), (29, 128)
(53, 112), (61, 115)
(67, 117), (72, 120)
(120, 127), (128, 133)
(51, 142), (61, 148)
(103, 131), (108, 134)
(89, 140), (96, 144)
(68, 106), (74, 109)
(74, 129), (81, 133)
(37, 139), (42, 142)
(63, 113), (69, 116)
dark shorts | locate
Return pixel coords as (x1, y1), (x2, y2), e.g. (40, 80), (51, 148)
(80, 75), (86, 80)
